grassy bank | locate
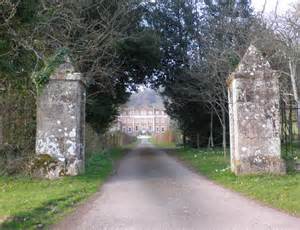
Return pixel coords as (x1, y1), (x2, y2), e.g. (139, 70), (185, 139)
(152, 142), (177, 148)
(175, 148), (300, 216)
(151, 139), (177, 148)
(0, 148), (124, 229)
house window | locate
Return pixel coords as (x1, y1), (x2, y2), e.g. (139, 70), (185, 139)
(128, 127), (132, 133)
(136, 126), (138, 131)
(162, 127), (165, 132)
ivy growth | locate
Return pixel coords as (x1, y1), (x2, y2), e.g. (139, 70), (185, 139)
(32, 48), (70, 93)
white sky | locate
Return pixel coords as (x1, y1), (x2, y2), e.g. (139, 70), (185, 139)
(251, 0), (298, 15)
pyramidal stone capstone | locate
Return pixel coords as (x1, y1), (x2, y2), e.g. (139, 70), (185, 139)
(228, 45), (285, 175)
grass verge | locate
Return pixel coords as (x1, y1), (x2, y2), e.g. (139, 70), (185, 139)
(0, 148), (124, 229)
(151, 140), (177, 148)
(175, 148), (300, 216)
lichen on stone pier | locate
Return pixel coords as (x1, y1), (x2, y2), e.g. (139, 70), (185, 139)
(228, 45), (285, 175)
(35, 59), (86, 179)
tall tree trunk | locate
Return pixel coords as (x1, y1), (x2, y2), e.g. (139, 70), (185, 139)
(183, 132), (186, 147)
(208, 110), (214, 148)
(289, 97), (294, 153)
(196, 132), (200, 149)
(289, 60), (298, 102)
(297, 101), (300, 142)
(221, 106), (227, 158)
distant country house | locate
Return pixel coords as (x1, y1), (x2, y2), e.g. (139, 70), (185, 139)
(117, 106), (171, 136)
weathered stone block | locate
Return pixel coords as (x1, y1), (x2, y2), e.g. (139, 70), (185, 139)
(36, 60), (86, 178)
(228, 45), (285, 175)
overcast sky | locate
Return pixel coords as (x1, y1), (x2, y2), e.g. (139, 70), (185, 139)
(251, 0), (297, 15)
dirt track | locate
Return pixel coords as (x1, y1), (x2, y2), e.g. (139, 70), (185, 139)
(53, 146), (300, 230)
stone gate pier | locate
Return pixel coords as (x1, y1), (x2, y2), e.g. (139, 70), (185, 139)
(36, 59), (86, 178)
(228, 45), (285, 175)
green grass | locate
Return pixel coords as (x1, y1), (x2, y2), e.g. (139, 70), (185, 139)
(0, 148), (124, 229)
(122, 141), (138, 149)
(153, 142), (177, 148)
(175, 148), (300, 216)
(150, 139), (177, 148)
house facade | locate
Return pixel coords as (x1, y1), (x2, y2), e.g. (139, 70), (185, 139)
(117, 106), (170, 136)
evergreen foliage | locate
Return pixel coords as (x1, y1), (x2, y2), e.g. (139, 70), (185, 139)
(0, 0), (161, 168)
(32, 48), (69, 92)
(140, 0), (254, 147)
(1, 0), (292, 157)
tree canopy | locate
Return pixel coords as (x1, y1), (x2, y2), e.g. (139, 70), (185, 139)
(0, 0), (161, 133)
(1, 0), (299, 151)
